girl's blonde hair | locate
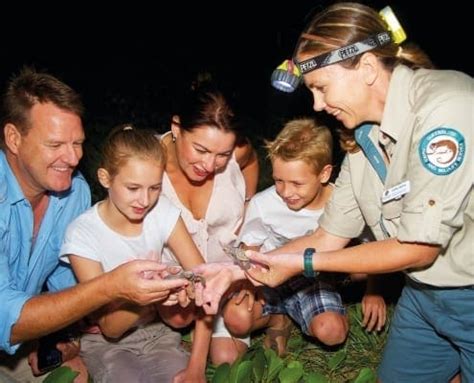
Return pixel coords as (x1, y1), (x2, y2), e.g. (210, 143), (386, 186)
(100, 124), (166, 178)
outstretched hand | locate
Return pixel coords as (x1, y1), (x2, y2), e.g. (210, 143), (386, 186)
(193, 267), (235, 314)
(192, 261), (236, 280)
(109, 260), (189, 305)
(245, 250), (302, 288)
(191, 252), (304, 312)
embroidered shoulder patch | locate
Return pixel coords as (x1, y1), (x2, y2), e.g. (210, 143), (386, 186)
(419, 127), (465, 175)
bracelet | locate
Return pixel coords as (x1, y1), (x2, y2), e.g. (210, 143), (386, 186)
(303, 248), (317, 278)
(244, 196), (251, 203)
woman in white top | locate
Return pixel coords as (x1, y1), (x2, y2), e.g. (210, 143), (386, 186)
(160, 85), (259, 365)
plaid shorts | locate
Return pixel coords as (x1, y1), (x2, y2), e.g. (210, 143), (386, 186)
(262, 275), (345, 335)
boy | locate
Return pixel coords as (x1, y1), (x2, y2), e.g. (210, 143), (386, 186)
(234, 118), (384, 354)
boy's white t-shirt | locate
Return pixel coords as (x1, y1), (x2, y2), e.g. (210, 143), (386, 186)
(239, 185), (323, 252)
(60, 195), (180, 272)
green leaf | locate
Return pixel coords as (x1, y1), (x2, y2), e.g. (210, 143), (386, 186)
(353, 367), (376, 383)
(305, 371), (329, 383)
(228, 360), (253, 383)
(43, 367), (79, 383)
(278, 361), (304, 383)
(265, 348), (284, 381)
(252, 348), (266, 382)
(212, 363), (230, 383)
(355, 303), (363, 319)
(328, 349), (346, 370)
(181, 331), (192, 343)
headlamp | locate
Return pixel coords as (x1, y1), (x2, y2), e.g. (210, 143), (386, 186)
(270, 59), (302, 93)
(270, 5), (406, 93)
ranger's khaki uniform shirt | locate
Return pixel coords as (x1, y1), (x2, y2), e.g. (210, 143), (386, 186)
(320, 65), (473, 286)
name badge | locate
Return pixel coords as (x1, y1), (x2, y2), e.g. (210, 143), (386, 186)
(382, 180), (410, 203)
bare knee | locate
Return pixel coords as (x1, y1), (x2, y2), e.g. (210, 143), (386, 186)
(210, 338), (247, 365)
(309, 312), (348, 346)
(158, 306), (194, 329)
(223, 301), (254, 337)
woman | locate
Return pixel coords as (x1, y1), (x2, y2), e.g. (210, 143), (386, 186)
(160, 86), (259, 365)
(198, 3), (473, 382)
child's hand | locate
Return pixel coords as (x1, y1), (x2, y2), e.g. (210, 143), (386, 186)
(361, 294), (386, 332)
(228, 280), (257, 312)
(173, 368), (206, 383)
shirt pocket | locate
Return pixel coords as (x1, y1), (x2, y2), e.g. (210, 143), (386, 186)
(382, 198), (403, 220)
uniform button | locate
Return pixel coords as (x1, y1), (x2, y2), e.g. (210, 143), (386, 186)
(428, 199), (435, 206)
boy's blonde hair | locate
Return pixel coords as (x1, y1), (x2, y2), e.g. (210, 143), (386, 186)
(265, 118), (332, 174)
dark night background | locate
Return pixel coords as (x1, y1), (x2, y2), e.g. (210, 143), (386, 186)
(1, 1), (471, 126)
(0, 1), (471, 193)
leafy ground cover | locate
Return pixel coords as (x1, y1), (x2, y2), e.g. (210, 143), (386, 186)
(205, 303), (393, 383)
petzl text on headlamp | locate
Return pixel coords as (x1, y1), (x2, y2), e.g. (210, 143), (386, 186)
(270, 32), (391, 92)
(270, 59), (302, 93)
(297, 31), (391, 75)
(271, 5), (406, 92)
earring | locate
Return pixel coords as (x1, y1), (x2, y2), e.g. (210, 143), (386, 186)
(172, 135), (176, 143)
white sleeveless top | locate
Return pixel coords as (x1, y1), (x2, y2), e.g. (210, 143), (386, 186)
(60, 195), (180, 272)
(160, 132), (246, 264)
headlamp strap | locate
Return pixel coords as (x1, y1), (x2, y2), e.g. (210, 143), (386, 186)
(296, 31), (391, 75)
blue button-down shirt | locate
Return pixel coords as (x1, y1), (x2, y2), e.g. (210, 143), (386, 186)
(0, 151), (90, 354)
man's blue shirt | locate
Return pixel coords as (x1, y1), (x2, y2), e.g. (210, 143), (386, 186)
(0, 151), (90, 354)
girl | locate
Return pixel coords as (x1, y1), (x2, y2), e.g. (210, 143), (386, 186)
(60, 125), (209, 383)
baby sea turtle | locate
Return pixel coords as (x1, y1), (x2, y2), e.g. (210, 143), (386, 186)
(223, 245), (251, 270)
(165, 269), (205, 299)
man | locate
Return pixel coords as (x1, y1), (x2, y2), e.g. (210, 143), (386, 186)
(0, 68), (188, 382)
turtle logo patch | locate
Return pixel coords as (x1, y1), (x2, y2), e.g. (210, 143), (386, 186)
(419, 128), (465, 175)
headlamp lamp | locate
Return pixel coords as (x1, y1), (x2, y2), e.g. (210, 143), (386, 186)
(270, 6), (406, 93)
(270, 59), (302, 93)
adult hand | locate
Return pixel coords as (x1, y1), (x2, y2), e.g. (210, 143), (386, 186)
(160, 288), (191, 307)
(193, 268), (235, 314)
(361, 294), (386, 332)
(245, 251), (302, 288)
(192, 261), (236, 280)
(109, 260), (189, 305)
(56, 338), (81, 362)
(28, 338), (81, 376)
(27, 344), (42, 376)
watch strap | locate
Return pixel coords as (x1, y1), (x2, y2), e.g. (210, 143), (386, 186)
(303, 248), (317, 278)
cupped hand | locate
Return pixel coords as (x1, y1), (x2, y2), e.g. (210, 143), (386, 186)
(194, 268), (235, 314)
(192, 261), (235, 280)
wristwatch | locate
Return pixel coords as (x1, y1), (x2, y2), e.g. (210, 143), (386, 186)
(303, 248), (317, 278)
